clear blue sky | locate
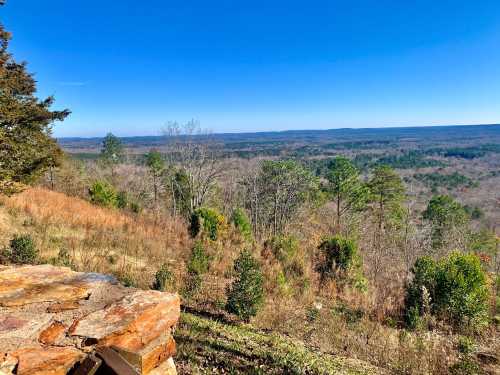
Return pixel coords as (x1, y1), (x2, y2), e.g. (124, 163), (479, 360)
(2, 1), (500, 136)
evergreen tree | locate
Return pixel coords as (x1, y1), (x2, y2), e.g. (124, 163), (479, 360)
(325, 156), (367, 229)
(145, 149), (165, 205)
(367, 165), (406, 233)
(226, 249), (264, 322)
(100, 133), (124, 176)
(0, 24), (69, 194)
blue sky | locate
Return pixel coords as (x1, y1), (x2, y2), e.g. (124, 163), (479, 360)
(2, 1), (500, 137)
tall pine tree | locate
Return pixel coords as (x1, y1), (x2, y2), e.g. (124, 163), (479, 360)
(0, 24), (69, 194)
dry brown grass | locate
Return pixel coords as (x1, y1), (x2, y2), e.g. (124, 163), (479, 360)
(0, 187), (191, 287)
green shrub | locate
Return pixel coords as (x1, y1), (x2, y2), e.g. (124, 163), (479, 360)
(183, 241), (210, 296)
(8, 234), (38, 264)
(404, 252), (489, 331)
(457, 336), (476, 355)
(265, 235), (299, 264)
(306, 305), (320, 322)
(152, 263), (173, 291)
(89, 181), (118, 208)
(226, 249), (264, 322)
(190, 207), (225, 241)
(231, 208), (252, 240)
(116, 191), (129, 209)
(317, 236), (362, 282)
(187, 241), (210, 275)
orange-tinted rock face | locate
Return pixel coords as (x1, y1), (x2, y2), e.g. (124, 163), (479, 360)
(70, 290), (180, 352)
(38, 321), (67, 345)
(111, 333), (176, 374)
(0, 265), (116, 307)
(0, 265), (180, 374)
(11, 347), (84, 375)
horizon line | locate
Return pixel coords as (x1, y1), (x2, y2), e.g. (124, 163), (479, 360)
(56, 123), (500, 139)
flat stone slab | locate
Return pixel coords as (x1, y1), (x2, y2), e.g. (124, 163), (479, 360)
(70, 290), (180, 351)
(11, 346), (84, 375)
(0, 265), (116, 307)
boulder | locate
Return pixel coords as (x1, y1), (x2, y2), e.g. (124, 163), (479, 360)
(0, 265), (180, 374)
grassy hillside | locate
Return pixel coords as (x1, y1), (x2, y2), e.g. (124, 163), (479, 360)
(1, 188), (498, 374)
(176, 312), (387, 374)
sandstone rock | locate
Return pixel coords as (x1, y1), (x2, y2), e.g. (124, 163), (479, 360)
(111, 333), (176, 374)
(38, 321), (67, 345)
(70, 290), (180, 351)
(0, 265), (116, 307)
(11, 346), (84, 375)
(0, 313), (52, 341)
(1, 265), (180, 374)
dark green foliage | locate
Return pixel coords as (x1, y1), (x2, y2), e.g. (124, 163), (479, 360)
(145, 149), (165, 173)
(8, 234), (38, 264)
(184, 241), (210, 296)
(317, 236), (360, 283)
(89, 181), (118, 208)
(187, 241), (210, 275)
(376, 151), (444, 169)
(226, 249), (264, 322)
(152, 263), (173, 291)
(100, 133), (124, 166)
(367, 165), (406, 231)
(464, 205), (484, 220)
(190, 207), (224, 241)
(231, 208), (252, 240)
(145, 149), (165, 204)
(171, 169), (193, 218)
(116, 191), (129, 209)
(325, 156), (367, 227)
(414, 172), (478, 191)
(404, 252), (489, 330)
(423, 195), (469, 249)
(0, 24), (69, 194)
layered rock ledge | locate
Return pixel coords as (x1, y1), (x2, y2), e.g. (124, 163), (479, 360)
(0, 264), (180, 374)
